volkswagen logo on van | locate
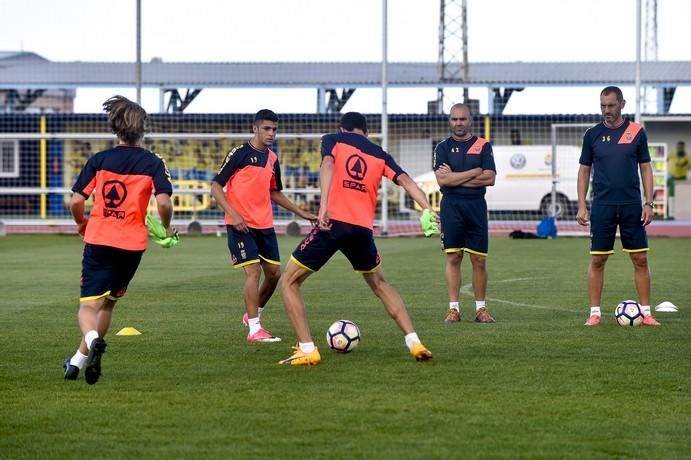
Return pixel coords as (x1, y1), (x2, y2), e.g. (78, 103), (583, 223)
(510, 153), (527, 169)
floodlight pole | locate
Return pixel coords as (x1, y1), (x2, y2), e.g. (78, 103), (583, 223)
(135, 0), (142, 104)
(380, 0), (389, 235)
(635, 0), (642, 123)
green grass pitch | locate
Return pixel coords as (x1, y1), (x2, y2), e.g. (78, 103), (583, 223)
(1, 234), (690, 459)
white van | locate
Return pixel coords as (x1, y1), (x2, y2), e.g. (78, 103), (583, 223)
(413, 145), (582, 217)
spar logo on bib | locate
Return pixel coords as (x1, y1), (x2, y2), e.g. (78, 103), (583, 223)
(343, 154), (368, 193)
(102, 180), (127, 219)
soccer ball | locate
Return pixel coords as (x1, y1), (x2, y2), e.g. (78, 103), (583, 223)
(614, 300), (643, 327)
(326, 320), (360, 353)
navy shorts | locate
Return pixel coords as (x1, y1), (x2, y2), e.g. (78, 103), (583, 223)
(80, 243), (144, 302)
(291, 220), (380, 273)
(440, 195), (489, 256)
(590, 203), (648, 254)
(226, 226), (280, 268)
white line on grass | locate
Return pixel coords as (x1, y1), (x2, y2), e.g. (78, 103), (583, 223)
(460, 277), (574, 312)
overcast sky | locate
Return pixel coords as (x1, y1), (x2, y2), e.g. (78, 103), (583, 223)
(1, 0), (690, 114)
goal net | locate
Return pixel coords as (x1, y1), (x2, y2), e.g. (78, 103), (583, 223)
(0, 112), (678, 236)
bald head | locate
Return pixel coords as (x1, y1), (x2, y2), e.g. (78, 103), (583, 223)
(450, 103), (470, 114)
(448, 104), (473, 141)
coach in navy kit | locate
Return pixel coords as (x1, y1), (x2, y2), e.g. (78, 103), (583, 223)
(433, 103), (497, 324)
(577, 86), (660, 327)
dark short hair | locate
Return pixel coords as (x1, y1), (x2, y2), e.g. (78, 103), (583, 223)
(254, 109), (278, 124)
(600, 86), (624, 102)
(340, 112), (368, 133)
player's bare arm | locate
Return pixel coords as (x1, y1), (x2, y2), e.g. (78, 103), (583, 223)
(639, 162), (654, 226)
(576, 164), (591, 226)
(210, 181), (249, 233)
(270, 190), (318, 224)
(397, 173), (436, 212)
(154, 193), (175, 236)
(434, 164), (482, 187)
(69, 192), (88, 236)
(462, 169), (496, 187)
(318, 155), (335, 230)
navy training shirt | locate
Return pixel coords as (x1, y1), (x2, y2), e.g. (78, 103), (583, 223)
(579, 119), (651, 205)
(433, 136), (496, 198)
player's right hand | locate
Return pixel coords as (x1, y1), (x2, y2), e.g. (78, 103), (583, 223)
(77, 219), (88, 237)
(302, 211), (319, 227)
(318, 208), (332, 231)
(153, 228), (180, 248)
(146, 215), (168, 239)
(576, 207), (589, 226)
(229, 212), (249, 233)
(146, 215), (180, 248)
(419, 209), (440, 237)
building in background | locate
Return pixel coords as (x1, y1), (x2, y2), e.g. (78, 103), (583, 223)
(0, 52), (75, 113)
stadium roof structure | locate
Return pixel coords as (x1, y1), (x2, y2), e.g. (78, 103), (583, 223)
(1, 52), (690, 113)
(2, 59), (690, 88)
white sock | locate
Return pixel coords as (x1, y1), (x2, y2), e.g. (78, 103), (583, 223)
(248, 317), (261, 335)
(449, 301), (459, 311)
(590, 306), (601, 317)
(475, 300), (486, 311)
(299, 341), (315, 353)
(257, 307), (265, 320)
(70, 350), (88, 369)
(640, 305), (651, 315)
(404, 332), (420, 351)
(85, 330), (99, 350)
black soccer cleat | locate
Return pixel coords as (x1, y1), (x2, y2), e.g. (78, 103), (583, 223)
(63, 358), (79, 380)
(84, 338), (107, 385)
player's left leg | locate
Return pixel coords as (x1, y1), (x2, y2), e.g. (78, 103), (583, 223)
(243, 261), (282, 338)
(469, 253), (487, 299)
(256, 228), (282, 319)
(343, 228), (414, 333)
(258, 262), (281, 310)
(361, 269), (432, 361)
(468, 252), (494, 323)
(243, 263), (281, 342)
(243, 263), (262, 318)
(242, 229), (282, 342)
(463, 199), (493, 323)
(629, 251), (651, 305)
(629, 251), (659, 325)
(620, 203), (659, 325)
